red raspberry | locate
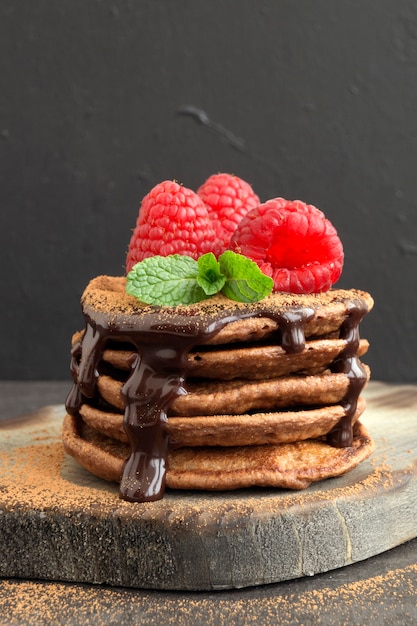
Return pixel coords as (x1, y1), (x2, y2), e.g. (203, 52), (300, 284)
(126, 180), (219, 273)
(230, 198), (344, 294)
(197, 173), (260, 253)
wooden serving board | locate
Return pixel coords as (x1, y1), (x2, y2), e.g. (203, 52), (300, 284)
(1, 381), (417, 591)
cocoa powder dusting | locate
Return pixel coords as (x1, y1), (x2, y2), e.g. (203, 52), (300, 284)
(1, 564), (416, 624)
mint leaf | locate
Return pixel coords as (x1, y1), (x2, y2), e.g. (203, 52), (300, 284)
(219, 251), (274, 303)
(126, 251), (273, 306)
(197, 253), (226, 295)
(126, 255), (206, 306)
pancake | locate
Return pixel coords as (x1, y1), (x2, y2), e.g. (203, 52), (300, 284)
(78, 396), (367, 447)
(62, 413), (375, 491)
(99, 337), (369, 380)
(80, 276), (374, 343)
(96, 366), (370, 417)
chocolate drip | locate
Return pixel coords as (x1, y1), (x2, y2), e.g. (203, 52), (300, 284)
(66, 319), (110, 415)
(327, 301), (369, 447)
(119, 336), (197, 502)
(66, 340), (83, 415)
(65, 297), (366, 502)
(277, 308), (314, 353)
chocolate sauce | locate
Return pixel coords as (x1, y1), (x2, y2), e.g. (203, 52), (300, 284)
(327, 300), (369, 447)
(65, 294), (368, 502)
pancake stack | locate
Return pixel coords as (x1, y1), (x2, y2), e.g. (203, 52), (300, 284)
(63, 275), (375, 502)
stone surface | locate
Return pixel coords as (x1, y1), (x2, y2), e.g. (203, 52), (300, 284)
(1, 382), (417, 592)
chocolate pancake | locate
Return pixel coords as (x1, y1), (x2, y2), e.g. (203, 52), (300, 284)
(78, 276), (374, 341)
(78, 396), (367, 447)
(65, 275), (374, 502)
(101, 337), (369, 380)
(62, 413), (375, 491)
(96, 367), (370, 417)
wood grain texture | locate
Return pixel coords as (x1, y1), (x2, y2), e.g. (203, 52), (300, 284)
(1, 381), (416, 591)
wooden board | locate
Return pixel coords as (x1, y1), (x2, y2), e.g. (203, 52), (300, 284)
(1, 381), (417, 591)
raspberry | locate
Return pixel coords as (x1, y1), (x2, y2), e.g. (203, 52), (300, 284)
(126, 180), (218, 273)
(197, 173), (260, 253)
(230, 198), (344, 294)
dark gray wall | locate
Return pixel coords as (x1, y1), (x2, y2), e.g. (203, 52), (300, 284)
(1, 0), (416, 382)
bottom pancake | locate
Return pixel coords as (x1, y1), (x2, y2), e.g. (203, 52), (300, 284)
(62, 413), (375, 491)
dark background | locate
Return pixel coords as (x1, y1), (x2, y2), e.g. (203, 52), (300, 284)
(1, 0), (416, 383)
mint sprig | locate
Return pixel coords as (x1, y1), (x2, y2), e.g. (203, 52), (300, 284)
(126, 251), (273, 306)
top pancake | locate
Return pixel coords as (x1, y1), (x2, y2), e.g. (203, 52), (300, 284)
(80, 275), (374, 344)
